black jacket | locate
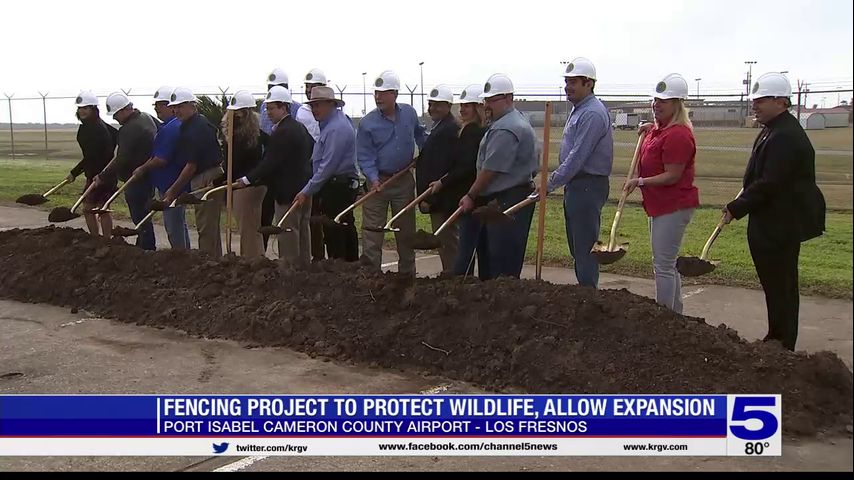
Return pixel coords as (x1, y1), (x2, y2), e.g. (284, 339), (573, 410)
(71, 117), (117, 179)
(727, 111), (826, 248)
(246, 116), (313, 205)
(420, 122), (485, 213)
(216, 129), (269, 185)
(415, 115), (465, 213)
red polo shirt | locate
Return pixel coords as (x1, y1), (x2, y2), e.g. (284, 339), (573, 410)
(637, 123), (700, 217)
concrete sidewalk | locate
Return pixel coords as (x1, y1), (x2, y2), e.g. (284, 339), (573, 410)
(1, 203), (851, 365)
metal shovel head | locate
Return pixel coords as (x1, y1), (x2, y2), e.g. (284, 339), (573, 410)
(364, 225), (396, 233)
(409, 229), (443, 250)
(47, 207), (80, 223)
(83, 207), (111, 215)
(590, 241), (627, 265)
(16, 194), (48, 206)
(111, 226), (140, 237)
(472, 202), (510, 224)
(175, 192), (204, 206)
(258, 225), (285, 235)
(147, 199), (168, 211)
(676, 256), (718, 277)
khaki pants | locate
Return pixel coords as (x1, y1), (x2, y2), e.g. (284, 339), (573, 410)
(274, 198), (312, 266)
(233, 185), (267, 258)
(191, 166), (224, 257)
(360, 171), (415, 275)
(430, 211), (459, 273)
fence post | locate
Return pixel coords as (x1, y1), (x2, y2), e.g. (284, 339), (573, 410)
(4, 93), (14, 160)
(405, 84), (417, 108)
(335, 85), (346, 102)
(39, 91), (49, 160)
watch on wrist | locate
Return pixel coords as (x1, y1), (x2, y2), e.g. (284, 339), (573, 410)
(637, 177), (645, 187)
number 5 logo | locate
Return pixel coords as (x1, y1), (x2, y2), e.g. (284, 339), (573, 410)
(729, 397), (779, 440)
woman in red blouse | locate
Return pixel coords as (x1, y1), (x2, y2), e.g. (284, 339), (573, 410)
(624, 73), (700, 313)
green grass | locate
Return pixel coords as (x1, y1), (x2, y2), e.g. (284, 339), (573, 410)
(3, 158), (850, 299)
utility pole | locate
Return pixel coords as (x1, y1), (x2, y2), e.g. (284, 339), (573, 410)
(361, 72), (367, 116)
(4, 93), (14, 160)
(39, 91), (49, 159)
(744, 60), (757, 126)
(694, 78), (701, 100)
(418, 61), (425, 117)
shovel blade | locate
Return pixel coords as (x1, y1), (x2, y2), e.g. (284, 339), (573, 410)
(258, 226), (284, 235)
(472, 203), (510, 224)
(363, 225), (390, 233)
(175, 193), (204, 205)
(147, 199), (168, 211)
(48, 207), (80, 223)
(16, 194), (48, 206)
(676, 256), (718, 277)
(409, 229), (443, 250)
(111, 226), (140, 237)
(590, 242), (628, 265)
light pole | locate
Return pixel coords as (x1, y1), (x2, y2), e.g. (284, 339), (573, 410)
(418, 61), (425, 116)
(560, 60), (572, 115)
(744, 60), (757, 125)
(361, 72), (367, 116)
(694, 78), (701, 99)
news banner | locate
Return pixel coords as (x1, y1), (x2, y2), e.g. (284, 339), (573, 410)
(0, 394), (781, 456)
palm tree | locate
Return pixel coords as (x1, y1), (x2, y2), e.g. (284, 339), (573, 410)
(196, 94), (228, 128)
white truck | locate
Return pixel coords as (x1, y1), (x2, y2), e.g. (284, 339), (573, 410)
(613, 112), (640, 130)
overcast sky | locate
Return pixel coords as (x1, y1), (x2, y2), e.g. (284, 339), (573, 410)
(2, 0), (852, 123)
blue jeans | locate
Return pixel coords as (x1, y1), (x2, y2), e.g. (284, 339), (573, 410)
(453, 213), (491, 279)
(124, 176), (156, 251)
(564, 175), (610, 288)
(157, 187), (190, 250)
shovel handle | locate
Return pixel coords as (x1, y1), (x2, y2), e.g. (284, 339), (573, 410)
(134, 210), (157, 230)
(385, 188), (434, 230)
(434, 206), (465, 236)
(43, 178), (72, 198)
(699, 188), (745, 261)
(503, 195), (539, 216)
(71, 181), (100, 213)
(335, 161), (416, 224)
(99, 175), (139, 212)
(201, 181), (242, 201)
(608, 131), (647, 251)
(275, 201), (303, 228)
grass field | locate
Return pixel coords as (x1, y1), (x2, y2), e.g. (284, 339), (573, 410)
(2, 158), (851, 299)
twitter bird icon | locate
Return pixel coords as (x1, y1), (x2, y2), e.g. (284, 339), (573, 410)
(212, 442), (229, 454)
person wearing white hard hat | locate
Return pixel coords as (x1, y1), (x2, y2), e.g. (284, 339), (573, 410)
(132, 86), (191, 250)
(722, 72), (826, 351)
(292, 85), (360, 262)
(412, 84), (460, 273)
(356, 69), (428, 275)
(302, 68), (328, 262)
(259, 68), (316, 137)
(236, 86), (314, 265)
(218, 90), (269, 258)
(457, 73), (538, 279)
(540, 57), (613, 288)
(623, 74), (699, 313)
(164, 86), (225, 256)
(67, 91), (118, 237)
(96, 91), (159, 250)
(447, 84), (488, 277)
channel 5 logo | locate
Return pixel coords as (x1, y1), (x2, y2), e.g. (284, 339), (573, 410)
(728, 396), (780, 440)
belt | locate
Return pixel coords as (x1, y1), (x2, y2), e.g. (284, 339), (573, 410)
(571, 172), (607, 180)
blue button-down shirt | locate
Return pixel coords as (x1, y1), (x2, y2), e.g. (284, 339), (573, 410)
(356, 103), (427, 184)
(149, 116), (185, 193)
(300, 109), (358, 196)
(260, 100), (303, 135)
(547, 93), (613, 192)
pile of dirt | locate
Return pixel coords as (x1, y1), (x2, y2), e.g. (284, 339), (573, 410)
(0, 227), (851, 437)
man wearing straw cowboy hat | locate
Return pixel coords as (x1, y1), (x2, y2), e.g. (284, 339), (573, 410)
(162, 87), (224, 256)
(236, 86), (314, 265)
(357, 69), (427, 275)
(540, 57), (613, 288)
(292, 85), (360, 262)
(302, 68), (327, 262)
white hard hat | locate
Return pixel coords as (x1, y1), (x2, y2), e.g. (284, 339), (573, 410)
(75, 91), (99, 108)
(227, 90), (256, 110)
(105, 92), (132, 116)
(563, 57), (597, 80)
(373, 70), (401, 92)
(267, 68), (289, 86)
(167, 87), (198, 107)
(153, 86), (173, 104)
(480, 73), (514, 99)
(652, 73), (689, 100)
(304, 68), (327, 85)
(264, 85), (293, 104)
(457, 84), (484, 104)
(749, 72), (792, 100)
(427, 84), (453, 103)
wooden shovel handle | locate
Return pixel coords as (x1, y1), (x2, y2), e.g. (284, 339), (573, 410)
(201, 182), (242, 200)
(503, 195), (539, 216)
(699, 188), (744, 260)
(275, 201), (303, 228)
(607, 131), (647, 251)
(335, 161), (416, 224)
(385, 186), (436, 229)
(70, 181), (99, 213)
(43, 178), (72, 198)
(434, 206), (464, 236)
(99, 174), (139, 212)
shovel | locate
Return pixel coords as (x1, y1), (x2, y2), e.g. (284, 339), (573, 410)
(16, 178), (72, 206)
(111, 198), (179, 238)
(472, 193), (540, 224)
(337, 162), (415, 225)
(409, 205), (466, 250)
(677, 189), (744, 277)
(147, 186), (211, 211)
(258, 201), (302, 236)
(200, 181), (242, 201)
(590, 131), (647, 265)
(47, 180), (99, 223)
(364, 188), (435, 233)
(85, 174), (140, 215)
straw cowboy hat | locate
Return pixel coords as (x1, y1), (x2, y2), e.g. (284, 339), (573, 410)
(306, 86), (345, 107)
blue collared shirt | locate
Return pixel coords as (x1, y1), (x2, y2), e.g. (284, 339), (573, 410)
(149, 116), (185, 193)
(260, 100), (304, 135)
(356, 103), (427, 184)
(300, 109), (358, 196)
(547, 94), (613, 192)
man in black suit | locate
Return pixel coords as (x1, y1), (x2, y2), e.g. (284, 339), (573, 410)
(416, 85), (461, 273)
(724, 72), (826, 351)
(235, 86), (314, 265)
